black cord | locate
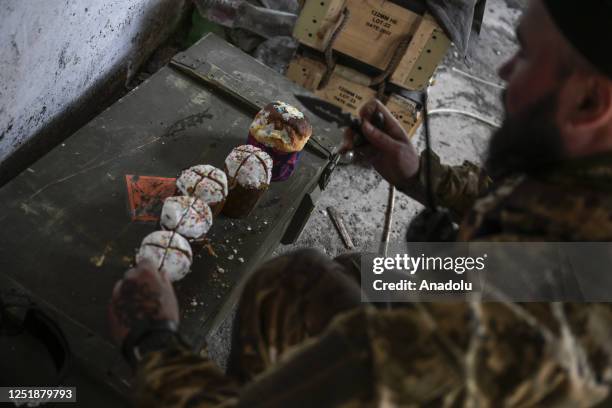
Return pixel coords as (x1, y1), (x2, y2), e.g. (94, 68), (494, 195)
(406, 88), (458, 242)
(422, 88), (437, 210)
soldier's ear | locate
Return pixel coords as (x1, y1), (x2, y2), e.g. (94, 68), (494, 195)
(557, 75), (612, 154)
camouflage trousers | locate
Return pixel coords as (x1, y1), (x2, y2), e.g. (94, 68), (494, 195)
(136, 248), (612, 407)
(134, 248), (379, 408)
(226, 248), (365, 382)
(223, 249), (612, 407)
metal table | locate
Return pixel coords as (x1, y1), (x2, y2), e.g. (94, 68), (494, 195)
(0, 33), (340, 395)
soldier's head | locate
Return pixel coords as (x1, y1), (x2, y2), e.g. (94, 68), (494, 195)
(487, 0), (612, 178)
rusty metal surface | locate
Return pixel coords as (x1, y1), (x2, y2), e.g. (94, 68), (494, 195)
(0, 33), (340, 393)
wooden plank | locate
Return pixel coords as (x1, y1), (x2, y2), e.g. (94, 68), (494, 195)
(288, 55), (373, 116)
(286, 55), (375, 116)
(390, 13), (450, 90)
(293, 0), (346, 51)
(286, 55), (326, 91)
(333, 0), (421, 70)
(314, 71), (376, 116)
(287, 55), (422, 135)
(294, 0), (421, 70)
(386, 93), (422, 137)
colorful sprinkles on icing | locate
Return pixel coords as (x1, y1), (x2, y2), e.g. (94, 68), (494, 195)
(248, 101), (309, 151)
(136, 230), (193, 282)
(225, 145), (272, 189)
(273, 100), (305, 121)
(177, 164), (228, 205)
(161, 195), (213, 240)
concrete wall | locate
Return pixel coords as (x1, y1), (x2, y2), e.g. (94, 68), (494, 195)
(0, 0), (186, 169)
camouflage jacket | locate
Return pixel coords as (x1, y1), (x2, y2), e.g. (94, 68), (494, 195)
(134, 152), (612, 407)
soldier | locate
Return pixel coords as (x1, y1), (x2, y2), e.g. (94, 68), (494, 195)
(110, 0), (612, 406)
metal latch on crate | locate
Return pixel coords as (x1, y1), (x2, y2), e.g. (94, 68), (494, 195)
(280, 152), (339, 243)
(171, 53), (267, 114)
(319, 153), (341, 189)
(281, 184), (323, 244)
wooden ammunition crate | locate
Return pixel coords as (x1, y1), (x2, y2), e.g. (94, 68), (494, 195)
(293, 0), (450, 90)
(287, 54), (422, 137)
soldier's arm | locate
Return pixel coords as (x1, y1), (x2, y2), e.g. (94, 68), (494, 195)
(399, 150), (492, 220)
(134, 340), (240, 408)
(347, 100), (492, 220)
(133, 319), (373, 408)
(109, 264), (241, 407)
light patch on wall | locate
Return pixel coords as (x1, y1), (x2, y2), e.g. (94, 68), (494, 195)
(0, 0), (184, 165)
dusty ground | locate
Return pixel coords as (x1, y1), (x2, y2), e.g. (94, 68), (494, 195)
(207, 0), (526, 366)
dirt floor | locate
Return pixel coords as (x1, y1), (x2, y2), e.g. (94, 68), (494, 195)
(206, 0), (526, 366)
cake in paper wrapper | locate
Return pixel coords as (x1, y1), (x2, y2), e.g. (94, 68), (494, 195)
(223, 145), (272, 218)
(160, 196), (213, 241)
(176, 164), (228, 215)
(136, 231), (193, 282)
(248, 101), (312, 181)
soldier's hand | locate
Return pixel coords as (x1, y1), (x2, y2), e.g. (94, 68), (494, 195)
(109, 262), (179, 345)
(342, 99), (420, 189)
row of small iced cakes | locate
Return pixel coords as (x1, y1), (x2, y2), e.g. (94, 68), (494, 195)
(135, 165), (225, 282)
(134, 148), (273, 282)
(132, 101), (309, 282)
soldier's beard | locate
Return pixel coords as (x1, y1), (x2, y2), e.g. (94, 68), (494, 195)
(485, 93), (565, 180)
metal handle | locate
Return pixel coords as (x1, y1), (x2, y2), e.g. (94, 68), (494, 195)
(371, 110), (385, 130)
(352, 110), (385, 147)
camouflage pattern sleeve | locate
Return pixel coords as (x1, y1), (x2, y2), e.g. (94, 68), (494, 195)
(132, 324), (374, 408)
(338, 304), (612, 407)
(400, 150), (492, 220)
(133, 341), (240, 408)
